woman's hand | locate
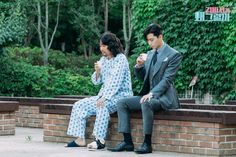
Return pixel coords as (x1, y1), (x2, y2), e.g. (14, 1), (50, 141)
(94, 61), (102, 80)
(96, 97), (106, 107)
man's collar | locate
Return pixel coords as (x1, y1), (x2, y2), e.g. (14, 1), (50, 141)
(156, 41), (166, 54)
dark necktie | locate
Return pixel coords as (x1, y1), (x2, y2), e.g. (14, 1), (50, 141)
(152, 51), (158, 65)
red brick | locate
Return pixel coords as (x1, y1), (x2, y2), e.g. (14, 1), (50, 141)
(219, 142), (232, 149)
(179, 121), (194, 127)
(192, 147), (206, 154)
(206, 149), (220, 156)
(185, 141), (199, 147)
(44, 130), (53, 136)
(156, 120), (169, 125)
(52, 119), (68, 125)
(226, 136), (236, 142)
(167, 145), (179, 152)
(179, 133), (192, 140)
(44, 119), (53, 124)
(219, 129), (233, 135)
(171, 139), (186, 146)
(232, 129), (236, 135)
(156, 144), (168, 151)
(3, 125), (14, 130)
(212, 142), (220, 149)
(193, 135), (219, 142)
(194, 122), (215, 128)
(179, 146), (193, 153)
(159, 139), (172, 145)
(199, 141), (213, 148)
(172, 126), (187, 133)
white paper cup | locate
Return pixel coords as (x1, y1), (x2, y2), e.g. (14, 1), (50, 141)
(140, 53), (147, 61)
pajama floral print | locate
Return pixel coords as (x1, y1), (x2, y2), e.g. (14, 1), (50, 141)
(67, 53), (133, 139)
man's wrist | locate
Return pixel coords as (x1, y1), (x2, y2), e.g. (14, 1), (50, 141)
(135, 64), (143, 68)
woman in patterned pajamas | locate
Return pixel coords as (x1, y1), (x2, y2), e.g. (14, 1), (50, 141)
(66, 32), (133, 150)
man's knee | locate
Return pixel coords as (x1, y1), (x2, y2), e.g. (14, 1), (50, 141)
(141, 99), (162, 111)
(141, 101), (152, 111)
(117, 98), (128, 111)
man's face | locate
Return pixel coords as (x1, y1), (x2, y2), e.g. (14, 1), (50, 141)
(146, 33), (163, 49)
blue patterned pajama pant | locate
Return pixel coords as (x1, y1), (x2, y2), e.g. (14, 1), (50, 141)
(67, 96), (118, 139)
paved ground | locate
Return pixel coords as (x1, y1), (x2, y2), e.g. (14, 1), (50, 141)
(0, 127), (216, 157)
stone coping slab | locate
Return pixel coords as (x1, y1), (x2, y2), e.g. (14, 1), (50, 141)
(40, 103), (236, 125)
(0, 101), (19, 112)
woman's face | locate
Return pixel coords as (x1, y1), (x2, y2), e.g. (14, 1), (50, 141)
(99, 41), (112, 58)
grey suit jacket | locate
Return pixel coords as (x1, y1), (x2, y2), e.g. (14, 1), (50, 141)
(134, 44), (183, 110)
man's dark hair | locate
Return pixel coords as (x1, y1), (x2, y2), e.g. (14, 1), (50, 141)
(143, 23), (162, 40)
(100, 32), (124, 57)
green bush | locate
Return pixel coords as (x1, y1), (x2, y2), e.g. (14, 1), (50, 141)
(0, 51), (100, 97)
(6, 47), (100, 77)
(48, 69), (100, 96)
(0, 56), (49, 97)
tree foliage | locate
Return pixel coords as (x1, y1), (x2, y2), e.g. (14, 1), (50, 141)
(132, 0), (160, 53)
(67, 0), (103, 58)
(0, 1), (27, 46)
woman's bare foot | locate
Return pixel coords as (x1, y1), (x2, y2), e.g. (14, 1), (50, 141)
(75, 138), (86, 146)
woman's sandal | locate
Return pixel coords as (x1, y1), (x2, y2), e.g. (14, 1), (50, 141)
(65, 140), (86, 147)
(87, 139), (105, 150)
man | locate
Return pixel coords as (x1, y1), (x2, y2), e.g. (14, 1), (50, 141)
(108, 23), (182, 154)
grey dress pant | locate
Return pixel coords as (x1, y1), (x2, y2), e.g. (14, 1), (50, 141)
(117, 96), (162, 135)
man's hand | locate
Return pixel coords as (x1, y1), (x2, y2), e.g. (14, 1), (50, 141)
(96, 97), (106, 107)
(140, 93), (153, 103)
(136, 53), (147, 67)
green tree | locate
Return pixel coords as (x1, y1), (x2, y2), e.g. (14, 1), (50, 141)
(0, 1), (27, 47)
(67, 0), (102, 58)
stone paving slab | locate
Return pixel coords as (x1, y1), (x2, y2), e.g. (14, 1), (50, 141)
(0, 127), (215, 157)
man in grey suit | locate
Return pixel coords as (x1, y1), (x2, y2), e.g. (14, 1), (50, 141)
(108, 23), (183, 154)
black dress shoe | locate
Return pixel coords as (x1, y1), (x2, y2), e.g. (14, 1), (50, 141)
(134, 143), (152, 154)
(107, 141), (134, 152)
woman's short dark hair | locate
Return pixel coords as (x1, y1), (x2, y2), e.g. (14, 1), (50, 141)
(100, 32), (124, 57)
(143, 23), (162, 40)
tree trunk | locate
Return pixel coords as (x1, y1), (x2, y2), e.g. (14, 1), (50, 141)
(89, 45), (92, 57)
(36, 0), (60, 66)
(61, 42), (65, 52)
(104, 0), (108, 32)
(123, 0), (132, 56)
(44, 0), (49, 65)
(24, 16), (35, 46)
(82, 38), (88, 59)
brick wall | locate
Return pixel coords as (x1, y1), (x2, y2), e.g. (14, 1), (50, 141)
(0, 112), (16, 135)
(16, 105), (43, 128)
(43, 113), (236, 156)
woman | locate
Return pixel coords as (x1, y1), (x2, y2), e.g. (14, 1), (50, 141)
(66, 32), (133, 150)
